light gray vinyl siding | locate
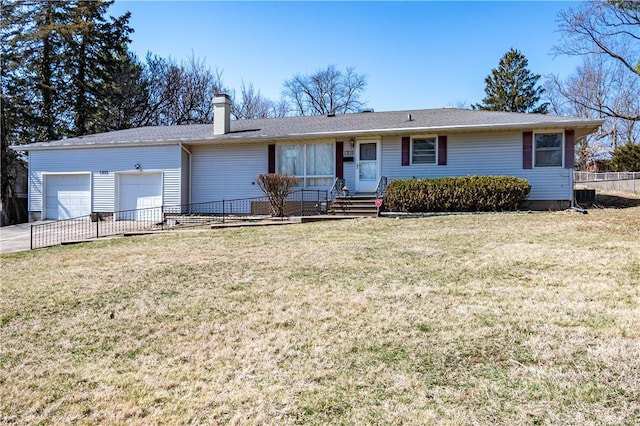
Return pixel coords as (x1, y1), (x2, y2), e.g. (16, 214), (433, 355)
(381, 132), (571, 201)
(93, 173), (115, 211)
(190, 143), (267, 203)
(343, 162), (356, 192)
(29, 145), (181, 212)
(162, 170), (180, 205)
(181, 147), (190, 205)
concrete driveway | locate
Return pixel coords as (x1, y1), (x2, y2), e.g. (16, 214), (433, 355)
(0, 222), (45, 253)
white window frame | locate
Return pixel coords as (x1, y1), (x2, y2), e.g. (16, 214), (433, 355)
(411, 135), (437, 165)
(276, 141), (335, 188)
(534, 131), (564, 168)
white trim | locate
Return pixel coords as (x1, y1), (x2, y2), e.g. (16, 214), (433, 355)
(275, 140), (336, 188)
(42, 172), (92, 219)
(410, 134), (438, 165)
(355, 139), (381, 192)
(533, 131), (565, 168)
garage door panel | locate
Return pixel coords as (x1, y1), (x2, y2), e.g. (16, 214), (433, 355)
(45, 174), (91, 220)
(118, 173), (162, 220)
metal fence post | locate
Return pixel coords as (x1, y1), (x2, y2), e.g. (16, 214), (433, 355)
(222, 200), (225, 224)
(30, 224), (33, 250)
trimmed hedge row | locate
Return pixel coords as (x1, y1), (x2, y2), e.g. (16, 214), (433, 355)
(384, 176), (531, 212)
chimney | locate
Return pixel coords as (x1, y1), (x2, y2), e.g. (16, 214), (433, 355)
(213, 94), (231, 135)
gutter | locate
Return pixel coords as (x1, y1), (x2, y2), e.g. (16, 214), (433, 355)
(11, 140), (180, 151)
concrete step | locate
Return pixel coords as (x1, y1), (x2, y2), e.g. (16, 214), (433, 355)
(329, 195), (380, 217)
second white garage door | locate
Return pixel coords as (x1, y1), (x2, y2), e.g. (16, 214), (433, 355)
(117, 173), (162, 220)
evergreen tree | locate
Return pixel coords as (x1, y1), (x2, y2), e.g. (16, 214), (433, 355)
(0, 0), (136, 224)
(65, 0), (134, 135)
(1, 0), (71, 142)
(103, 52), (150, 130)
(473, 48), (548, 114)
(610, 143), (640, 172)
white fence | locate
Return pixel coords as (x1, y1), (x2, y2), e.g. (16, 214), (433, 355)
(574, 172), (640, 194)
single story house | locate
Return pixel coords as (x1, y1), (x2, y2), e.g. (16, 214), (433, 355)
(15, 95), (603, 221)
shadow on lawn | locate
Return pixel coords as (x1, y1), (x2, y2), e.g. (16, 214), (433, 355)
(582, 192), (640, 209)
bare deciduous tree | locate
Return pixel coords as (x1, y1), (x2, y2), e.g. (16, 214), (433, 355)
(548, 1), (639, 168)
(256, 173), (298, 217)
(283, 65), (367, 116)
(547, 57), (639, 168)
(142, 54), (228, 126)
(231, 82), (287, 119)
(555, 0), (639, 79)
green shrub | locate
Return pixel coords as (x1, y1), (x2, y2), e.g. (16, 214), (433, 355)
(384, 176), (531, 212)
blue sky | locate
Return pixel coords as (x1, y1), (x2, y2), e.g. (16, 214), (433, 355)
(109, 1), (582, 112)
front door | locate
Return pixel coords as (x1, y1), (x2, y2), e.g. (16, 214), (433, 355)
(355, 140), (380, 192)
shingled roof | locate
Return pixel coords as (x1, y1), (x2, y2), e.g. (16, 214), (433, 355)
(16, 108), (603, 150)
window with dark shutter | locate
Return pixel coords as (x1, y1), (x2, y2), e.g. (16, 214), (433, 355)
(523, 132), (533, 169)
(268, 144), (275, 173)
(438, 135), (447, 166)
(565, 130), (575, 169)
(336, 141), (344, 179)
(401, 137), (410, 166)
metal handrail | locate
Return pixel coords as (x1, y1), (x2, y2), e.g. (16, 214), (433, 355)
(330, 177), (346, 200)
(375, 176), (388, 198)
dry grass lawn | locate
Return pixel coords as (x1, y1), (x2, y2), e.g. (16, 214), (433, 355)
(1, 207), (639, 425)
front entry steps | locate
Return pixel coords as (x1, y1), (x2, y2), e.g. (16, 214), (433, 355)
(329, 195), (379, 217)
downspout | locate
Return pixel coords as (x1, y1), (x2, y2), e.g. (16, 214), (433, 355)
(180, 142), (192, 205)
(569, 170), (586, 213)
(570, 166), (574, 209)
(569, 159), (587, 214)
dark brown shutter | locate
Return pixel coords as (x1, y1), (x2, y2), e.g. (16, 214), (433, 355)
(401, 136), (410, 166)
(564, 130), (575, 169)
(523, 132), (533, 169)
(438, 135), (447, 166)
(336, 141), (344, 179)
(268, 144), (275, 173)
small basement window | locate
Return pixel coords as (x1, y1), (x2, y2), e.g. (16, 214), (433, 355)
(535, 133), (563, 167)
(412, 137), (436, 164)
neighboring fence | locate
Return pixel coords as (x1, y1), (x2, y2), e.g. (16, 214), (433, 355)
(31, 189), (328, 250)
(574, 171), (640, 195)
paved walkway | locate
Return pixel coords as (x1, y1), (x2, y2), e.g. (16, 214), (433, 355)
(0, 222), (36, 253)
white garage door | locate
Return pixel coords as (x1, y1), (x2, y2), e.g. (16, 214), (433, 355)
(45, 174), (91, 220)
(118, 173), (162, 220)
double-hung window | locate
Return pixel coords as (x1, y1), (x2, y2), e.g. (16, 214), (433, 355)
(276, 142), (334, 187)
(412, 137), (436, 164)
(534, 133), (563, 167)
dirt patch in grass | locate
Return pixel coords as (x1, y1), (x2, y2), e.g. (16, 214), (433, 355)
(1, 208), (639, 424)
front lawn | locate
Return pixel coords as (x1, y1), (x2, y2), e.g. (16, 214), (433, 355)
(1, 208), (639, 424)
